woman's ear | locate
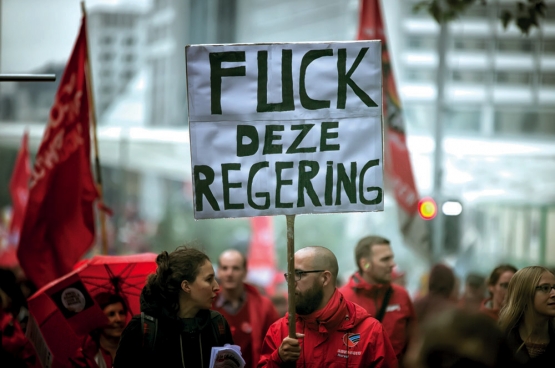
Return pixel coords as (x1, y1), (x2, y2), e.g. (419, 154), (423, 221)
(181, 280), (190, 293)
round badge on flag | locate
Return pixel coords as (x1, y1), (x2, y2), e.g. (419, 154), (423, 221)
(61, 287), (86, 313)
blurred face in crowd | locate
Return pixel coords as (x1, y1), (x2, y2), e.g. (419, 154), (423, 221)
(101, 302), (127, 339)
(187, 260), (220, 310)
(217, 250), (247, 291)
(533, 271), (555, 318)
(363, 244), (395, 284)
(489, 270), (514, 309)
(294, 250), (325, 315)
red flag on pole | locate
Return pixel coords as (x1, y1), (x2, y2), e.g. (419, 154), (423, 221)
(246, 216), (277, 295)
(0, 131), (31, 268)
(358, 1), (428, 250)
(17, 17), (99, 289)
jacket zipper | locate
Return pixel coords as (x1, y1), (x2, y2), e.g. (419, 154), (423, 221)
(179, 333), (204, 368)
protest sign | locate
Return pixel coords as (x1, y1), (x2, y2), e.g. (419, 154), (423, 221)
(186, 41), (383, 219)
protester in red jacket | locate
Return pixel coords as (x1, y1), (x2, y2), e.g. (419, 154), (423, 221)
(213, 249), (279, 368)
(339, 236), (415, 362)
(258, 246), (397, 367)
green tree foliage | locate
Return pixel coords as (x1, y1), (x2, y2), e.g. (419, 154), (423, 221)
(413, 0), (547, 35)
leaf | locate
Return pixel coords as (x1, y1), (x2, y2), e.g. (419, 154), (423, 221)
(500, 10), (513, 29)
(516, 16), (532, 34)
(517, 2), (525, 12)
(536, 2), (547, 16)
(412, 1), (430, 13)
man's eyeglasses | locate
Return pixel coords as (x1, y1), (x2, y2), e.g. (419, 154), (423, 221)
(284, 270), (325, 281)
(535, 284), (555, 294)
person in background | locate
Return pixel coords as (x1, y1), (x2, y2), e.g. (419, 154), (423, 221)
(270, 293), (288, 318)
(339, 235), (415, 362)
(72, 293), (128, 368)
(114, 246), (234, 368)
(459, 272), (486, 311)
(404, 308), (519, 368)
(480, 264), (518, 320)
(498, 266), (555, 367)
(0, 268), (39, 368)
(413, 264), (458, 324)
(258, 246), (397, 367)
(213, 249), (279, 368)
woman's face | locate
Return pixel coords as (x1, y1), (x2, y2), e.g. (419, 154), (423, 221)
(101, 302), (127, 339)
(533, 271), (555, 318)
(489, 271), (514, 308)
(188, 260), (220, 310)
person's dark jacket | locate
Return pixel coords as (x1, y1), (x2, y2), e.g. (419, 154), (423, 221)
(114, 289), (233, 368)
(506, 323), (555, 368)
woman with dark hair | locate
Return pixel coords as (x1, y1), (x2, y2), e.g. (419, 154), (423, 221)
(71, 293), (128, 368)
(114, 246), (233, 368)
(480, 264), (517, 320)
(498, 266), (555, 367)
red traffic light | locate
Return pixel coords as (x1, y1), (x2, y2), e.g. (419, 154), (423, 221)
(418, 197), (437, 220)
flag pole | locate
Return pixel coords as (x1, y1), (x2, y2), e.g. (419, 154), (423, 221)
(81, 1), (109, 255)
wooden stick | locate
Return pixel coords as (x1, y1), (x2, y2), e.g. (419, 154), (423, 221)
(81, 1), (109, 255)
(286, 214), (296, 338)
(0, 74), (56, 82)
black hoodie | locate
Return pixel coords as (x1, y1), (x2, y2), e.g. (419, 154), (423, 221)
(114, 289), (233, 368)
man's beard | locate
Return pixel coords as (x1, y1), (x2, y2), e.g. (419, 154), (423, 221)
(295, 283), (323, 315)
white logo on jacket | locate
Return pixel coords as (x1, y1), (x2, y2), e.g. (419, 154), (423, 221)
(386, 304), (401, 312)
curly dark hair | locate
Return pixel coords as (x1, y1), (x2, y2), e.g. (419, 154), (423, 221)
(143, 246), (210, 314)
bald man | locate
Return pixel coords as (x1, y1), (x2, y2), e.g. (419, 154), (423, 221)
(258, 246), (397, 367)
(213, 249), (279, 368)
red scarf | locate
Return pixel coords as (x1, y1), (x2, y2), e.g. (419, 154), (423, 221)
(298, 289), (347, 333)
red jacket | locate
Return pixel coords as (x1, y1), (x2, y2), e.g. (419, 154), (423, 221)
(257, 289), (397, 367)
(213, 283), (279, 368)
(0, 311), (40, 368)
(339, 273), (415, 360)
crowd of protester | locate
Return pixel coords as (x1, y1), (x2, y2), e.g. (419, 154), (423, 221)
(1, 235), (555, 367)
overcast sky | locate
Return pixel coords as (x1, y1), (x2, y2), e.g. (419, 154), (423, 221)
(0, 0), (148, 73)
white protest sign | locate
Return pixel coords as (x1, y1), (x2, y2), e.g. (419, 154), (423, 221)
(186, 41), (383, 219)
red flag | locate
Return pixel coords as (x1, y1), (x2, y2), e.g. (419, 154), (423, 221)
(17, 17), (99, 289)
(358, 0), (419, 215)
(358, 1), (430, 251)
(0, 132), (31, 268)
(246, 216), (277, 295)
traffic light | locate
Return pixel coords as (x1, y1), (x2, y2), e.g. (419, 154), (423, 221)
(418, 197), (437, 220)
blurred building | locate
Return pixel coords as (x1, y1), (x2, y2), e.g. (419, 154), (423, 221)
(87, 3), (147, 120)
(398, 1), (555, 137)
(394, 1), (555, 270)
(145, 0), (237, 127)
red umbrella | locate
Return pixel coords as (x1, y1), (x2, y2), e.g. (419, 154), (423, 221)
(77, 253), (158, 316)
(27, 253), (158, 368)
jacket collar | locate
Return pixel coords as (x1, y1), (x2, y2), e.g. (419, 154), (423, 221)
(347, 272), (391, 294)
(298, 289), (348, 333)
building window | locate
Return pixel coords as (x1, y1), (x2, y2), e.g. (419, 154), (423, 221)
(497, 39), (533, 53)
(123, 54), (136, 63)
(445, 107), (481, 133)
(452, 70), (486, 84)
(100, 52), (114, 62)
(453, 38), (487, 51)
(542, 73), (555, 87)
(124, 36), (135, 46)
(494, 109), (555, 136)
(101, 35), (113, 45)
(496, 71), (531, 85)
